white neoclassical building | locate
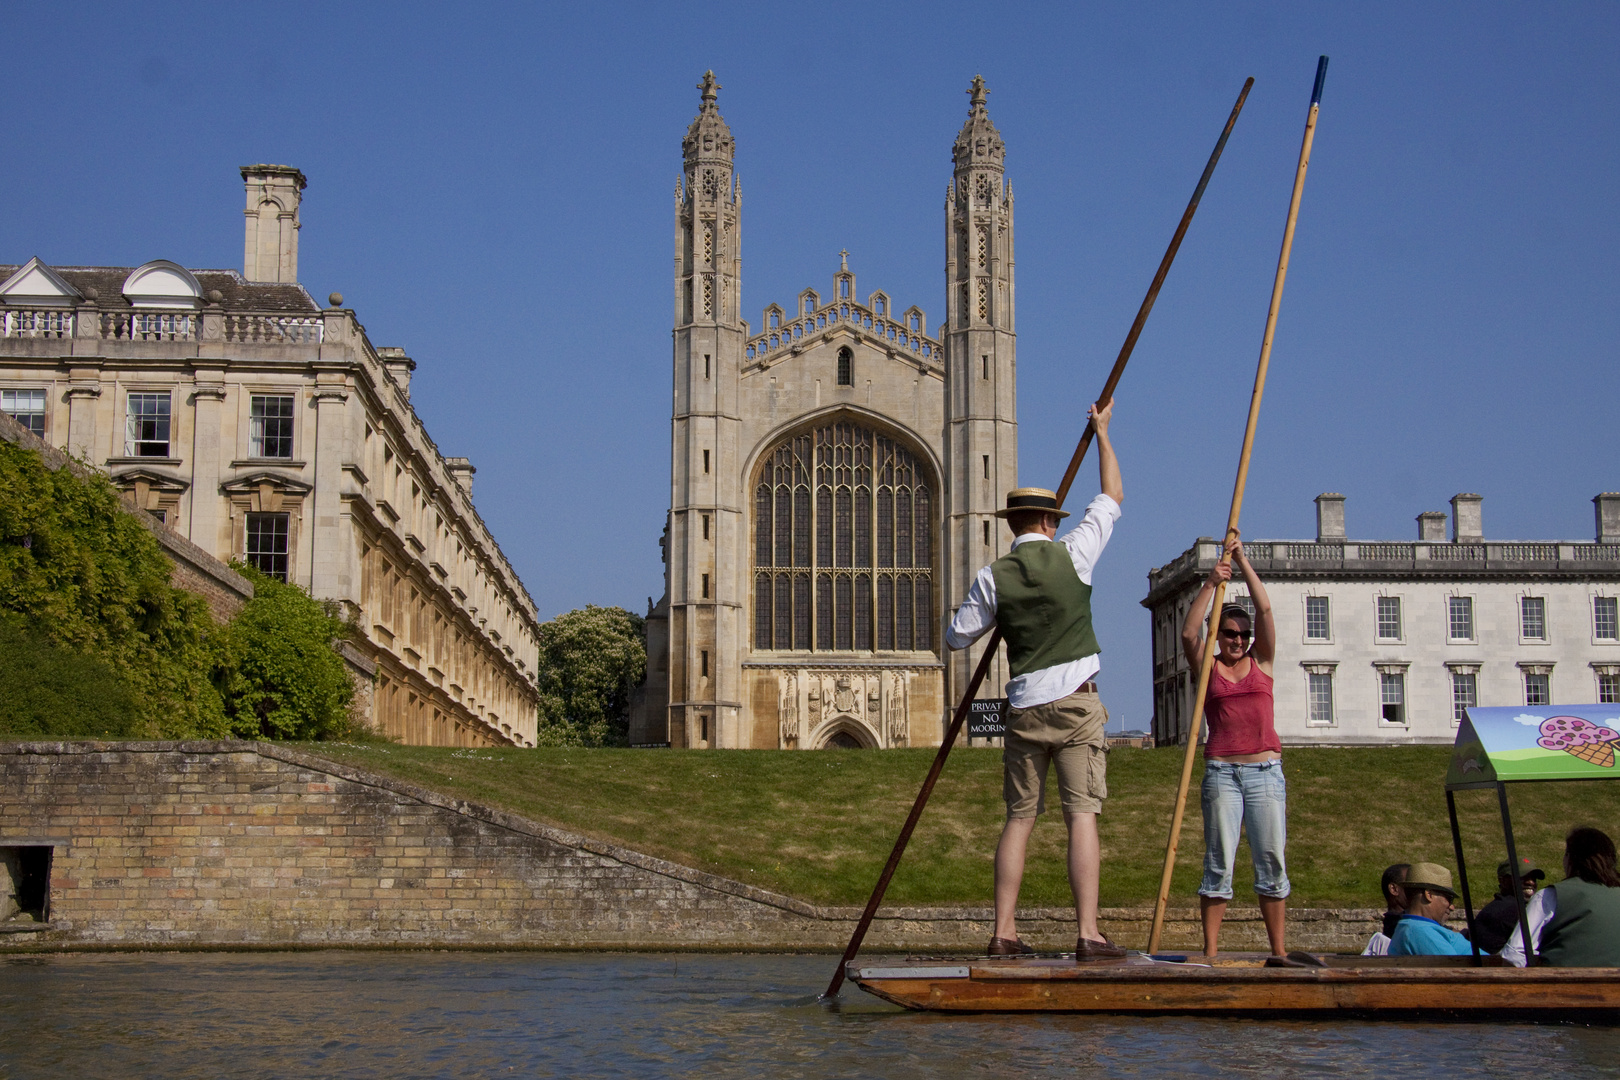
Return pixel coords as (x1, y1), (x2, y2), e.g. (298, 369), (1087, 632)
(630, 73), (1022, 750)
(1144, 493), (1620, 746)
(0, 166), (541, 747)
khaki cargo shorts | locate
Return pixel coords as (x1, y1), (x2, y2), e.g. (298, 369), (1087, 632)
(1003, 688), (1108, 818)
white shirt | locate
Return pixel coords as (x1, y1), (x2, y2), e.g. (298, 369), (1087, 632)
(1362, 932), (1391, 956)
(945, 493), (1121, 709)
(1499, 887), (1556, 967)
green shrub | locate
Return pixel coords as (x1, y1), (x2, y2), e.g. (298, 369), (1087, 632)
(0, 615), (145, 738)
(0, 441), (224, 736)
(534, 604), (646, 747)
(213, 566), (357, 740)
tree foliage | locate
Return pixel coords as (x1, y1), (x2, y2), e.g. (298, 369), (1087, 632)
(0, 441), (225, 736)
(213, 566), (358, 740)
(0, 615), (145, 738)
(534, 605), (646, 747)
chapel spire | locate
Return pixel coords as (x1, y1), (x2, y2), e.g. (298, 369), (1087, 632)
(953, 74), (1005, 173)
(683, 70), (735, 172)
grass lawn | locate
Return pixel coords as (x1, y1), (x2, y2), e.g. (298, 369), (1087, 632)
(299, 741), (1620, 910)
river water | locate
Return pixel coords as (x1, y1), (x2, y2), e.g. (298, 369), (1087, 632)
(1, 952), (1617, 1079)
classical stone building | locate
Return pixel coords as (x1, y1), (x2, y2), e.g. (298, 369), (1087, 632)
(631, 74), (1021, 749)
(1143, 493), (1620, 746)
(0, 166), (541, 747)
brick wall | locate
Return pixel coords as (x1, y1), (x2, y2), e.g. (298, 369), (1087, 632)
(0, 741), (1382, 952)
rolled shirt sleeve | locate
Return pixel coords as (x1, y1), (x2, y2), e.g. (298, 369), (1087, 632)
(945, 566), (998, 650)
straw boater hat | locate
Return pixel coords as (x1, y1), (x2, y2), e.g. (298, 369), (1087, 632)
(994, 487), (1070, 520)
(1404, 862), (1458, 899)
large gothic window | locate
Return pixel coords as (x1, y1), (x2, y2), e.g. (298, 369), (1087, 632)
(753, 420), (934, 653)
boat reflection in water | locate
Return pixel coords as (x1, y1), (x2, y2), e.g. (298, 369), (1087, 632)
(3, 952), (1619, 1078)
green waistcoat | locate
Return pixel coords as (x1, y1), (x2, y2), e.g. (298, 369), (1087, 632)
(1540, 878), (1620, 967)
(990, 540), (1101, 679)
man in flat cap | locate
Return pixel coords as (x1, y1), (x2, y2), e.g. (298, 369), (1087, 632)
(947, 400), (1123, 959)
(1388, 862), (1473, 956)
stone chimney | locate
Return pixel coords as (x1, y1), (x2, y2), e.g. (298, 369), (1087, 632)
(377, 347), (415, 397)
(1450, 493), (1483, 543)
(1417, 511), (1448, 541)
(1597, 493), (1620, 544)
(446, 458), (475, 497)
(241, 165), (306, 283)
(1315, 493), (1345, 542)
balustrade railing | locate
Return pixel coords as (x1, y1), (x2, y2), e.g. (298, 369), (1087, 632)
(1, 309), (74, 338)
(1428, 544), (1484, 560)
(1493, 543), (1558, 561)
(1358, 543), (1414, 561)
(1280, 543), (1343, 561)
(1152, 536), (1620, 588)
(102, 311), (196, 341)
(225, 313), (323, 344)
(746, 302), (937, 363)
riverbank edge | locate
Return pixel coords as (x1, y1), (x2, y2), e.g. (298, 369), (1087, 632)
(2, 740), (1386, 952)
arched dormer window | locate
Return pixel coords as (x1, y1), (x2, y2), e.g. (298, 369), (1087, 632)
(837, 347), (853, 386)
(122, 260), (203, 309)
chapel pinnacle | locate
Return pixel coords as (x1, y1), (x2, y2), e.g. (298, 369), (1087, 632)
(683, 69), (734, 169)
(954, 74), (1005, 172)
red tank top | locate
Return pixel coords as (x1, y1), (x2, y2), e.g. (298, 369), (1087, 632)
(1203, 661), (1281, 757)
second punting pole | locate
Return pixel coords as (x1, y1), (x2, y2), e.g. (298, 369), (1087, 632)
(1146, 56), (1329, 955)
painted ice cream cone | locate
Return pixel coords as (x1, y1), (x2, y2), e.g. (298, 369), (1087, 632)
(1568, 741), (1618, 768)
(1538, 715), (1620, 768)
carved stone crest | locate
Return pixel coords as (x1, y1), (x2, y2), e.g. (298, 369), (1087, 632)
(834, 675), (856, 715)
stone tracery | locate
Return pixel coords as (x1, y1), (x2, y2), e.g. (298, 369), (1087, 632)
(753, 419), (935, 655)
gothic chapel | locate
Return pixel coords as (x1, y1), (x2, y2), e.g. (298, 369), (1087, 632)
(630, 73), (1020, 749)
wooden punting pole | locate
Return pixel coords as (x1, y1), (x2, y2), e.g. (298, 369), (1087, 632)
(823, 77), (1254, 999)
(1147, 56), (1329, 955)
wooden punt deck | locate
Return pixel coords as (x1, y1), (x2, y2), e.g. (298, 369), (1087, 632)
(848, 953), (1620, 1018)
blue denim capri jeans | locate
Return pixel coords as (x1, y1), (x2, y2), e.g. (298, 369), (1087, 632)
(1199, 759), (1290, 900)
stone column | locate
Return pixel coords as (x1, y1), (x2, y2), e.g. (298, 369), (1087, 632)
(189, 383), (228, 559)
(64, 380), (101, 460)
(308, 381), (350, 597)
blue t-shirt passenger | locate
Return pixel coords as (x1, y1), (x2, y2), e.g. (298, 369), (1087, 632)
(1387, 915), (1472, 956)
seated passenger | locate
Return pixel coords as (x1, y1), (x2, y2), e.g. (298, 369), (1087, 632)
(1387, 863), (1472, 956)
(1473, 857), (1544, 955)
(1501, 827), (1620, 967)
(1362, 862), (1410, 956)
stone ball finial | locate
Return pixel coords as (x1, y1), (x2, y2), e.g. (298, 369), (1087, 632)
(328, 292), (344, 308)
(206, 289), (224, 304)
(81, 287), (99, 301)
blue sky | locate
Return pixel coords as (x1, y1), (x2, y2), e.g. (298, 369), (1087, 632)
(5, 2), (1616, 732)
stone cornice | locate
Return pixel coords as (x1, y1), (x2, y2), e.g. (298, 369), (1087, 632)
(1143, 537), (1620, 609)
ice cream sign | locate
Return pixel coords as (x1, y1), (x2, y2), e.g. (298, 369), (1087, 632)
(1448, 706), (1620, 787)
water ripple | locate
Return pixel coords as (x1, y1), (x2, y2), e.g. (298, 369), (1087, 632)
(0, 953), (1617, 1079)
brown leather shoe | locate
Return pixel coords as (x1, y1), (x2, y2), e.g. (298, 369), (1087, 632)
(1074, 934), (1127, 960)
(986, 936), (1036, 956)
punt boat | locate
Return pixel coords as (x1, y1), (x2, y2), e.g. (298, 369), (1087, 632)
(846, 705), (1620, 1019)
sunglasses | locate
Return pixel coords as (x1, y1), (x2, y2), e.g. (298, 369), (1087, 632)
(1218, 629), (1252, 641)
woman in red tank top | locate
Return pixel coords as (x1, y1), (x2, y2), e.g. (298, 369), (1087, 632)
(1180, 533), (1288, 957)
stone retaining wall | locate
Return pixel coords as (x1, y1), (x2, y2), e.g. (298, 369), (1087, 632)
(0, 741), (1383, 952)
